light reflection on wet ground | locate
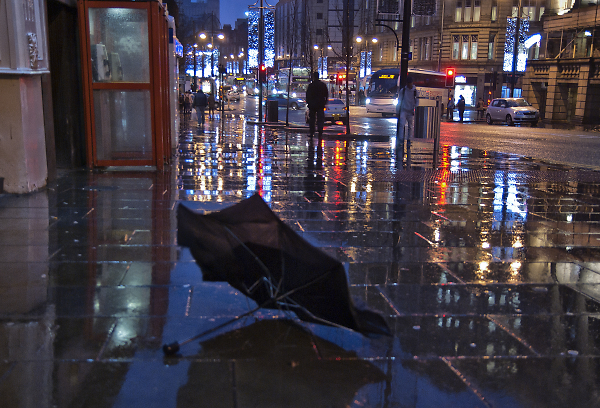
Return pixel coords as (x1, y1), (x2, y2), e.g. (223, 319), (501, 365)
(2, 114), (600, 407)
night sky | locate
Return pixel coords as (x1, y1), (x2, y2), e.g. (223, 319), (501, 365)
(221, 0), (277, 27)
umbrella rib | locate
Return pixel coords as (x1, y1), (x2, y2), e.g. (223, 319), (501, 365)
(270, 267), (355, 331)
(222, 225), (283, 298)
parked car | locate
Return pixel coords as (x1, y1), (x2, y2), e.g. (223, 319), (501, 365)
(266, 94), (306, 110)
(486, 98), (539, 126)
(305, 98), (348, 124)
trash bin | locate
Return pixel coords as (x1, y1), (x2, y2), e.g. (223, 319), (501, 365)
(267, 100), (278, 122)
(414, 100), (440, 139)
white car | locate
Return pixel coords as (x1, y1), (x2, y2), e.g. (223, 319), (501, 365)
(226, 90), (241, 102)
(306, 98), (348, 124)
(324, 98), (347, 123)
(486, 98), (539, 126)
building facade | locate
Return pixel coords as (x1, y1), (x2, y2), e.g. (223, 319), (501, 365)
(523, 1), (600, 124)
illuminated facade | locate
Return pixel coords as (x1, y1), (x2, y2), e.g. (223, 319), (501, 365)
(522, 2), (600, 124)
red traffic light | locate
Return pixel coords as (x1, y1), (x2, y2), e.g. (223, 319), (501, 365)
(445, 68), (455, 87)
(258, 64), (267, 82)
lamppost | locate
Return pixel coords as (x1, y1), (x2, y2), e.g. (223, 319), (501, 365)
(193, 44), (198, 91)
(313, 44), (330, 79)
(355, 36), (376, 104)
(197, 32), (225, 77)
(198, 33), (207, 78)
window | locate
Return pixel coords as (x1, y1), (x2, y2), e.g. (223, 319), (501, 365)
(465, 0), (471, 22)
(474, 0), (480, 21)
(317, 0), (323, 2)
(461, 35), (469, 59)
(316, 13), (323, 19)
(488, 33), (496, 60)
(470, 35), (478, 59)
(456, 0), (479, 22)
(539, 7), (545, 20)
(454, 35), (478, 60)
(491, 0), (497, 21)
(523, 6), (536, 20)
(422, 37), (431, 60)
(455, 1), (462, 22)
(316, 29), (323, 35)
(453, 35), (460, 59)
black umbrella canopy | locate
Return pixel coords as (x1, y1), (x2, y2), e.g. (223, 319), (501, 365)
(176, 319), (387, 407)
(177, 193), (391, 337)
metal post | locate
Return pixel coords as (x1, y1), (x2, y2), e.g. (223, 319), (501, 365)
(193, 46), (197, 91)
(258, 0), (264, 122)
(511, 0), (522, 97)
(433, 100), (440, 167)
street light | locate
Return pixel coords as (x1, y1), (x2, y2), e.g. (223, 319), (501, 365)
(313, 44), (329, 79)
(198, 31), (225, 77)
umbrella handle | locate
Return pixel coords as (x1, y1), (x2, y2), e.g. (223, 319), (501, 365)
(163, 305), (262, 356)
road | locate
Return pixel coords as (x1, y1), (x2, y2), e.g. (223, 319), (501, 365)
(228, 95), (600, 169)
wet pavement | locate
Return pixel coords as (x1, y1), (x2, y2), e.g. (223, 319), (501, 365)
(3, 112), (600, 407)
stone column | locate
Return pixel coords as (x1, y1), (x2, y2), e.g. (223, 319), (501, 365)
(0, 76), (48, 193)
(574, 63), (590, 124)
(545, 64), (559, 121)
(0, 0), (50, 193)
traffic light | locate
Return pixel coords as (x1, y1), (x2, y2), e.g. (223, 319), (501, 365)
(445, 68), (455, 87)
(492, 71), (498, 90)
(258, 64), (267, 83)
(337, 73), (346, 85)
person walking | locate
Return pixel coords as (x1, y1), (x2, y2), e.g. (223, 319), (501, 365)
(194, 88), (208, 127)
(306, 71), (329, 138)
(447, 97), (455, 121)
(457, 95), (466, 122)
(397, 76), (417, 140)
(476, 98), (485, 120)
(184, 91), (193, 114)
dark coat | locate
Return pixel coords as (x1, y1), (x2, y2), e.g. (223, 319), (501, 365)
(194, 91), (208, 108)
(306, 80), (328, 110)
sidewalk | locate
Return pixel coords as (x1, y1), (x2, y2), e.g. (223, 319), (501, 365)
(2, 113), (600, 407)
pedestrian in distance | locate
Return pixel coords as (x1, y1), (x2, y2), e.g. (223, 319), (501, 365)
(447, 97), (455, 121)
(184, 91), (193, 114)
(457, 95), (466, 122)
(397, 76), (417, 140)
(207, 93), (216, 119)
(194, 88), (208, 127)
(306, 71), (329, 138)
(476, 98), (485, 120)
